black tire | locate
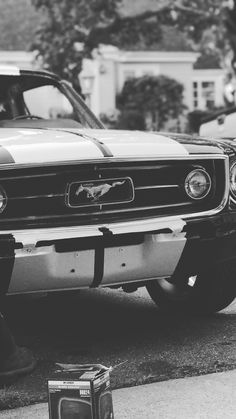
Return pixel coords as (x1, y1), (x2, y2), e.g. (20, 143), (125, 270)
(146, 262), (236, 315)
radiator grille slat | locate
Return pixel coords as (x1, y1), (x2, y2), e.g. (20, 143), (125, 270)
(135, 185), (179, 190)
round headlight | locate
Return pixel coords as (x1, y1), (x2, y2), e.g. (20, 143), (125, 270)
(184, 169), (211, 200)
(230, 161), (236, 199)
(0, 186), (7, 213)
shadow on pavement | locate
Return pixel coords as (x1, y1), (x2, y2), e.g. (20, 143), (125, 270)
(1, 288), (236, 409)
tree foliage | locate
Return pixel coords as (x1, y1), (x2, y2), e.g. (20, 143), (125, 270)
(31, 0), (236, 89)
(116, 75), (185, 130)
(0, 0), (38, 50)
(225, 0), (236, 71)
(31, 0), (122, 91)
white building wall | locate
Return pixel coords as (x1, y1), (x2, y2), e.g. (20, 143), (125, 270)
(90, 49), (200, 116)
(79, 59), (101, 115)
(192, 69), (225, 110)
(97, 59), (116, 114)
(117, 62), (161, 91)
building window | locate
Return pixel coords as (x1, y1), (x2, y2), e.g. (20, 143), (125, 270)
(193, 82), (198, 109)
(202, 81), (215, 109)
(192, 81), (215, 110)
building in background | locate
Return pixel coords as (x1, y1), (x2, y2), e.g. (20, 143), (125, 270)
(79, 46), (225, 117)
(0, 48), (226, 119)
(192, 69), (225, 111)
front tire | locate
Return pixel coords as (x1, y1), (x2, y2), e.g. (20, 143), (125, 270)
(146, 262), (236, 314)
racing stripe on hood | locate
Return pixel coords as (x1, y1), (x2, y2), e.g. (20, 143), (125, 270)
(61, 129), (113, 157)
(78, 130), (190, 157)
(0, 145), (15, 164)
(80, 134), (113, 157)
(0, 129), (104, 164)
(0, 128), (191, 165)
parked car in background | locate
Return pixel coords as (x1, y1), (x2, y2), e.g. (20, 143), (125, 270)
(0, 66), (236, 315)
(199, 106), (236, 138)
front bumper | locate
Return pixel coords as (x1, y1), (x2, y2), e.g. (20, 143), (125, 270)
(6, 218), (187, 295)
(3, 211), (236, 295)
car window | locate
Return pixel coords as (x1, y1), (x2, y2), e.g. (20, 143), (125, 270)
(23, 85), (75, 120)
(0, 73), (103, 129)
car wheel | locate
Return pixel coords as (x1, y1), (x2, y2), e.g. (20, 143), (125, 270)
(146, 261), (236, 314)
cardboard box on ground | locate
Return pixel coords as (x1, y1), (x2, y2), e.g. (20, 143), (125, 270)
(47, 363), (114, 419)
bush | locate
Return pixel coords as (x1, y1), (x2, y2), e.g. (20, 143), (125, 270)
(117, 75), (185, 131)
(117, 109), (145, 130)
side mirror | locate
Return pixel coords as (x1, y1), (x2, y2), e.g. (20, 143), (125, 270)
(217, 114), (226, 125)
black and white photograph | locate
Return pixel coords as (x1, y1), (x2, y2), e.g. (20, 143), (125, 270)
(0, 1), (236, 418)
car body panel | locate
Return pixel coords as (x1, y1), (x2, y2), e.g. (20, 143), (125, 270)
(0, 127), (226, 169)
(9, 229), (186, 294)
(0, 127), (221, 166)
(0, 128), (104, 164)
(199, 107), (236, 139)
(71, 129), (189, 157)
(160, 132), (225, 155)
(0, 66), (235, 299)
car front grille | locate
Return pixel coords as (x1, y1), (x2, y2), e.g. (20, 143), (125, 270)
(0, 157), (227, 229)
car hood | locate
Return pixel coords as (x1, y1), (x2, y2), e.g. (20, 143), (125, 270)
(0, 128), (223, 166)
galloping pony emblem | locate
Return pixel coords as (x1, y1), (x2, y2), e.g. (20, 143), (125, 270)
(75, 180), (125, 202)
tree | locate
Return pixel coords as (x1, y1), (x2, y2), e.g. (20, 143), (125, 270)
(0, 0), (38, 50)
(31, 0), (123, 91)
(225, 0), (236, 72)
(31, 0), (235, 90)
(116, 75), (185, 130)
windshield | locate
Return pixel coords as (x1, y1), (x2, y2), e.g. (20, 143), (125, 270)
(0, 72), (103, 129)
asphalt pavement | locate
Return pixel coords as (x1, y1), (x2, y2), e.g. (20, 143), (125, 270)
(1, 369), (236, 418)
(1, 288), (236, 414)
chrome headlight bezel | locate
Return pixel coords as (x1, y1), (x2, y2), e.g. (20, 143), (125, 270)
(0, 185), (7, 213)
(184, 168), (212, 200)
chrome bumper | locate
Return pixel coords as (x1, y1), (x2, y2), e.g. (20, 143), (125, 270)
(7, 218), (187, 294)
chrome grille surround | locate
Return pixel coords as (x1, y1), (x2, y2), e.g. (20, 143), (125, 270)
(0, 154), (229, 230)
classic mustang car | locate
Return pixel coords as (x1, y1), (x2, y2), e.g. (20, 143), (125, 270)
(1, 65), (236, 315)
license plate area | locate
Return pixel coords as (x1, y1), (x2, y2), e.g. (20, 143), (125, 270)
(54, 233), (144, 252)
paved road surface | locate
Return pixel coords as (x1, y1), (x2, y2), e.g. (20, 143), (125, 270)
(1, 287), (236, 409)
